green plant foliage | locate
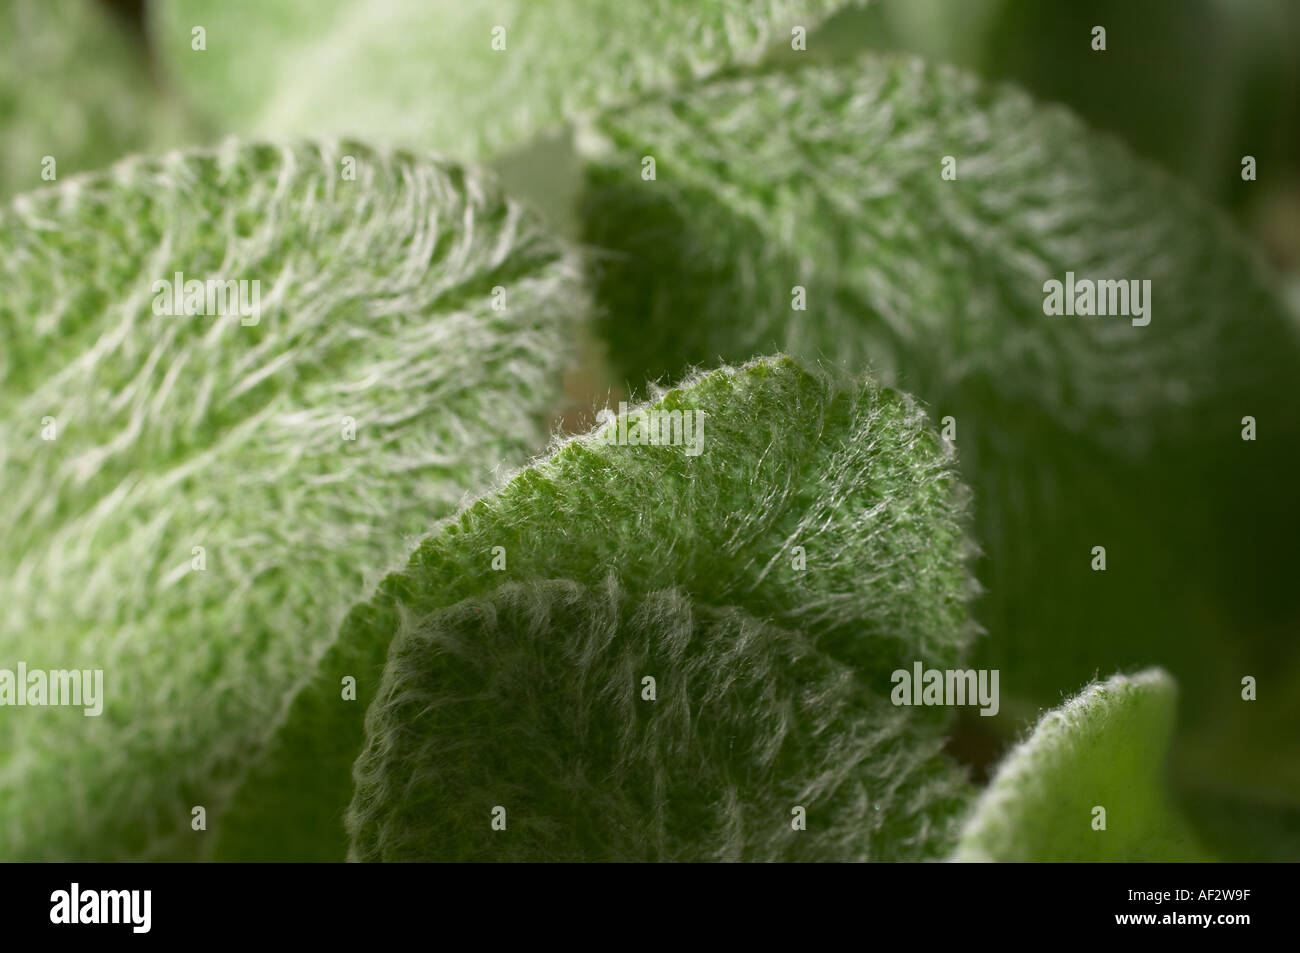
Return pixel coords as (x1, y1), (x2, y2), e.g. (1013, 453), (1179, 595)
(575, 54), (1300, 755)
(952, 669), (1210, 861)
(151, 0), (865, 161)
(1, 3), (1291, 867)
(0, 140), (580, 860)
(216, 356), (980, 860)
(349, 578), (972, 861)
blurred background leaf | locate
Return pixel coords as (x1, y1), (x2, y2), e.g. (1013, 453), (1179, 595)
(791, 0), (1300, 270)
(148, 0), (865, 161)
(0, 0), (171, 197)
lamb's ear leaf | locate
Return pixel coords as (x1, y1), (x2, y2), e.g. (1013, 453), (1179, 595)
(1, 0), (160, 196)
(348, 578), (973, 862)
(951, 670), (1211, 861)
(150, 0), (866, 160)
(219, 356), (981, 860)
(575, 54), (1300, 785)
(0, 140), (580, 860)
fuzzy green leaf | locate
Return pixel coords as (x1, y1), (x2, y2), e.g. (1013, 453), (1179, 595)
(151, 0), (864, 160)
(350, 578), (972, 861)
(952, 669), (1210, 862)
(0, 140), (580, 860)
(220, 356), (980, 860)
(576, 54), (1300, 759)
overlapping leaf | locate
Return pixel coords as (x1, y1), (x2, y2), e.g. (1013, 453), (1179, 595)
(575, 55), (1300, 765)
(0, 140), (580, 859)
(218, 357), (981, 860)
